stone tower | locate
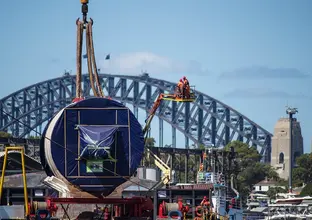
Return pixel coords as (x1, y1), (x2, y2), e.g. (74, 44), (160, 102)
(271, 118), (303, 180)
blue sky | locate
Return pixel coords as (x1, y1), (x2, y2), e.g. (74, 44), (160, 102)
(0, 0), (312, 152)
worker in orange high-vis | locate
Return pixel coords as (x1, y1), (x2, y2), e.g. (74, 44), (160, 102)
(177, 79), (184, 98)
(200, 196), (211, 217)
(200, 196), (210, 207)
(183, 76), (190, 98)
(183, 76), (189, 86)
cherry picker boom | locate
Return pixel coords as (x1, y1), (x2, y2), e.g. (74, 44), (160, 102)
(142, 84), (196, 190)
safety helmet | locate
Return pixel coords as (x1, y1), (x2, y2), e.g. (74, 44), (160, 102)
(183, 76), (186, 79)
(180, 79), (183, 82)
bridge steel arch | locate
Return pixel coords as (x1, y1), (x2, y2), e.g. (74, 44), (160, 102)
(0, 73), (273, 161)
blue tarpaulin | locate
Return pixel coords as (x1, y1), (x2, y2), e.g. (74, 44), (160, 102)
(78, 125), (118, 160)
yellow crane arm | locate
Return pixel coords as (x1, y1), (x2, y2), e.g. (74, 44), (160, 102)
(146, 148), (171, 186)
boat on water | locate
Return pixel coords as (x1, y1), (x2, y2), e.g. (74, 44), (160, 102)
(265, 203), (312, 219)
(244, 191), (312, 219)
(275, 193), (312, 205)
(247, 192), (269, 210)
(261, 193), (312, 219)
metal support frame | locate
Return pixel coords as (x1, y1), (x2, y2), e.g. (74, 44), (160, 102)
(0, 146), (29, 216)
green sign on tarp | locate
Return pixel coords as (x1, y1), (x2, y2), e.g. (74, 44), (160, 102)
(86, 160), (104, 173)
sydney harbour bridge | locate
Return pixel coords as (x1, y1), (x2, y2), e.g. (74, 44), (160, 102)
(0, 73), (273, 179)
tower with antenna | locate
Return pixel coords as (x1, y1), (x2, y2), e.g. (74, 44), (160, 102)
(271, 106), (303, 185)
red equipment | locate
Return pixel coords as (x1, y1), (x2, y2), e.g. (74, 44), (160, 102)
(158, 198), (190, 219)
(72, 97), (85, 103)
(27, 200), (58, 218)
(45, 197), (153, 218)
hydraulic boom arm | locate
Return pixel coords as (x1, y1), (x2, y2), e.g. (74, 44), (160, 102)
(143, 94), (164, 137)
(143, 94), (171, 188)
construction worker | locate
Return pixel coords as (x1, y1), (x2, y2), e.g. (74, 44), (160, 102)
(200, 196), (210, 207)
(200, 196), (211, 219)
(182, 76), (190, 98)
(177, 79), (184, 98)
(183, 76), (189, 87)
(199, 163), (204, 171)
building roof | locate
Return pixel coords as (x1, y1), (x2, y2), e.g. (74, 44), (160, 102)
(0, 150), (46, 188)
(0, 150), (43, 172)
(123, 185), (149, 191)
(255, 179), (279, 186)
(2, 171), (48, 188)
(250, 207), (268, 213)
(107, 177), (157, 197)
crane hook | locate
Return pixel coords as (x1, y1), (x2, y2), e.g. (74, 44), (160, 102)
(81, 0), (89, 24)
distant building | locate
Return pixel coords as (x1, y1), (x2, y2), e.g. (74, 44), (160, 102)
(253, 180), (284, 193)
(271, 118), (303, 180)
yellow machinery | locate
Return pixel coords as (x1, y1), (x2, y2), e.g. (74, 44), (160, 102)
(0, 146), (29, 216)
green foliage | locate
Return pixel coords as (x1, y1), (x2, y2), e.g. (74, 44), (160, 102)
(0, 131), (12, 138)
(276, 179), (289, 191)
(198, 144), (205, 150)
(142, 137), (156, 167)
(225, 141), (261, 167)
(145, 137), (156, 148)
(300, 183), (312, 196)
(293, 167), (306, 187)
(292, 153), (312, 185)
(225, 141), (280, 199)
(266, 187), (287, 201)
(29, 135), (41, 139)
(191, 143), (205, 149)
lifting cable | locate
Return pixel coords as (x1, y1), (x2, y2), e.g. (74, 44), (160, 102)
(87, 21), (104, 97)
(75, 20), (84, 98)
(76, 0), (104, 98)
(85, 21), (99, 97)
